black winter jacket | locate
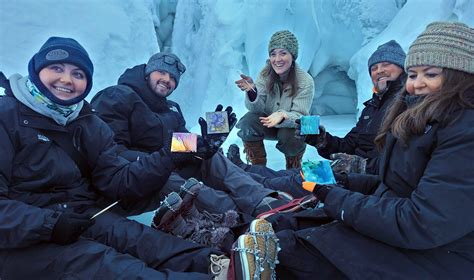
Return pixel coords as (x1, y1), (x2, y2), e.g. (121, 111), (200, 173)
(317, 75), (405, 174)
(91, 64), (187, 161)
(301, 104), (474, 277)
(0, 76), (175, 249)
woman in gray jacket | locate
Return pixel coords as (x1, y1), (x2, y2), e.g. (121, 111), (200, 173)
(235, 30), (314, 169)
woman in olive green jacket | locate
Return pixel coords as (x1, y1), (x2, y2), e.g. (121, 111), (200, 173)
(235, 30), (314, 169)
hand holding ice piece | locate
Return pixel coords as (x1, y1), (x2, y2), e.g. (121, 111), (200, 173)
(235, 74), (256, 93)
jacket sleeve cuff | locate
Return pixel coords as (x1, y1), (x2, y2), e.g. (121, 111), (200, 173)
(247, 89), (257, 101)
(314, 185), (333, 202)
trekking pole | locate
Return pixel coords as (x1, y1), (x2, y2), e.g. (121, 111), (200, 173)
(90, 200), (120, 219)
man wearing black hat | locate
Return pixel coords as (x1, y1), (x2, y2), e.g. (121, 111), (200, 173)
(91, 52), (286, 219)
(309, 39), (407, 175)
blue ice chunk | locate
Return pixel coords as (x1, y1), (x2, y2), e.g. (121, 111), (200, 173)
(300, 115), (320, 135)
(301, 159), (336, 184)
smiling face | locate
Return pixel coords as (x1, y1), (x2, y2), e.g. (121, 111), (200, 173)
(38, 63), (87, 101)
(370, 62), (404, 93)
(269, 48), (294, 77)
(406, 66), (444, 96)
(147, 70), (176, 98)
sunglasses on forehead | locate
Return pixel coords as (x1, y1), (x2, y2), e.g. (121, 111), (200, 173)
(161, 54), (186, 74)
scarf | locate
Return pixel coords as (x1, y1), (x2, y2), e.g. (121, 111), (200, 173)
(10, 74), (83, 126)
(404, 94), (426, 107)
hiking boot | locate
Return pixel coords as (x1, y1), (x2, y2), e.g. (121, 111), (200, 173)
(249, 219), (279, 280)
(226, 144), (245, 166)
(233, 234), (258, 280)
(233, 219), (279, 280)
(151, 192), (192, 237)
(178, 178), (202, 219)
(243, 141), (267, 166)
(285, 149), (305, 169)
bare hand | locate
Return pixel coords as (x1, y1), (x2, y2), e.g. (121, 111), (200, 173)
(235, 74), (256, 92)
(260, 111), (287, 128)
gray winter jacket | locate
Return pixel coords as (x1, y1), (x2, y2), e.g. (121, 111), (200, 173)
(244, 63), (314, 128)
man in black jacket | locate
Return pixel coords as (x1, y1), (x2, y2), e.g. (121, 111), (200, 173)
(226, 40), (407, 197)
(313, 40), (406, 175)
(92, 53), (285, 216)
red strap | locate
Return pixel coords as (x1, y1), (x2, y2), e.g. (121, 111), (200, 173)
(256, 195), (317, 219)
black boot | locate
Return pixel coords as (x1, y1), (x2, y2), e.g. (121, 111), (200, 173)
(151, 192), (193, 238)
(226, 144), (245, 166)
(178, 178), (202, 219)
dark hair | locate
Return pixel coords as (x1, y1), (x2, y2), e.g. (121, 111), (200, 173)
(260, 60), (298, 97)
(375, 69), (474, 150)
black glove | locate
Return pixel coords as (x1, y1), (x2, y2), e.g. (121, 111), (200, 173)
(334, 172), (349, 186)
(51, 212), (94, 245)
(312, 184), (345, 202)
(295, 119), (327, 148)
(294, 118), (305, 140)
(194, 136), (217, 160)
(161, 134), (194, 168)
(197, 104), (237, 159)
(330, 153), (367, 174)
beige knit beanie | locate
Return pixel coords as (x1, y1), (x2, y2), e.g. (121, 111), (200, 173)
(268, 30), (299, 59)
(405, 21), (474, 74)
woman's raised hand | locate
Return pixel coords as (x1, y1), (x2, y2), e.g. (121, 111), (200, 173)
(235, 74), (256, 93)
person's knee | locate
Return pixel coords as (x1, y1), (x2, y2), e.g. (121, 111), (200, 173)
(276, 128), (305, 154)
(238, 112), (263, 124)
(237, 113), (266, 139)
(277, 128), (299, 144)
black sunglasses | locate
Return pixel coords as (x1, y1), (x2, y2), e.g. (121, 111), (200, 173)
(161, 54), (186, 74)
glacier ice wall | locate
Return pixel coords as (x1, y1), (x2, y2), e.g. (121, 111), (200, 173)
(0, 0), (160, 98)
(348, 0), (474, 111)
(170, 0), (473, 122)
(1, 0), (473, 122)
(170, 0), (402, 122)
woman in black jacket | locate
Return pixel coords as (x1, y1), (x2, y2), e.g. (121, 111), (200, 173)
(0, 36), (235, 279)
(268, 21), (474, 279)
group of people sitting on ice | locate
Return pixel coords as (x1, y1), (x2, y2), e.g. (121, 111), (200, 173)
(1, 20), (473, 279)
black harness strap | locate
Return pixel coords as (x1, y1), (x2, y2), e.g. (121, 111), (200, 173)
(40, 128), (91, 180)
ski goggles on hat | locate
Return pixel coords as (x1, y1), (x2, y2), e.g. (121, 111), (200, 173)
(161, 54), (186, 74)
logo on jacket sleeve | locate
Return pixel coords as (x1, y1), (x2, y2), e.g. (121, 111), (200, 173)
(37, 134), (50, 142)
(169, 105), (179, 113)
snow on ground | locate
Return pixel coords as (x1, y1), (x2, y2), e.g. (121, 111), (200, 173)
(220, 114), (357, 170)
